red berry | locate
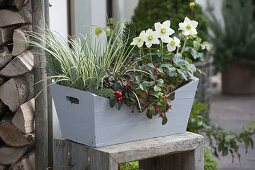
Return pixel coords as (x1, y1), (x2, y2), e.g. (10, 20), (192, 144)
(114, 90), (122, 98)
(117, 96), (123, 102)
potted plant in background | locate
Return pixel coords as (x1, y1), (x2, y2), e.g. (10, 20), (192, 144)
(208, 0), (255, 95)
(29, 17), (209, 147)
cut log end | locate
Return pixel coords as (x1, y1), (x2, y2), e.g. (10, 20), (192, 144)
(12, 98), (35, 134)
(12, 29), (29, 56)
(10, 151), (35, 170)
(0, 47), (12, 70)
(0, 121), (29, 147)
(0, 146), (26, 165)
(0, 73), (34, 112)
(0, 51), (34, 77)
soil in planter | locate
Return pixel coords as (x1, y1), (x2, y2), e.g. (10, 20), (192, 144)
(222, 63), (255, 95)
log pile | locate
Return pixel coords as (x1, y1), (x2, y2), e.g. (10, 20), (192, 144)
(0, 0), (35, 169)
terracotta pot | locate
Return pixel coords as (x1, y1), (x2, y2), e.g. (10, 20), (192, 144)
(222, 63), (255, 95)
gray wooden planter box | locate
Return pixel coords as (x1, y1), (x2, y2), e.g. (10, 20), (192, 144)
(51, 78), (199, 147)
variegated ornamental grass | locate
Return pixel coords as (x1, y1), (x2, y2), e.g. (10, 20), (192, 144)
(28, 25), (134, 92)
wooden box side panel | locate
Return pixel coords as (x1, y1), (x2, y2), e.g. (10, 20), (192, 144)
(51, 84), (96, 146)
(94, 79), (199, 147)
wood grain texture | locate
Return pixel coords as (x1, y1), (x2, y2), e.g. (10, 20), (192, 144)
(0, 9), (30, 28)
(12, 98), (35, 134)
(0, 146), (26, 165)
(98, 132), (203, 163)
(0, 27), (15, 46)
(0, 121), (29, 147)
(31, 0), (48, 169)
(0, 72), (34, 112)
(12, 29), (30, 56)
(54, 132), (204, 170)
(0, 51), (33, 77)
(0, 47), (12, 69)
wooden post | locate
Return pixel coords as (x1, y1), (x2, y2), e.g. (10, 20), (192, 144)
(31, 0), (49, 169)
(44, 0), (53, 167)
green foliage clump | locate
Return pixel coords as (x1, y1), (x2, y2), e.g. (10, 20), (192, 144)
(188, 102), (255, 160)
(208, 0), (255, 71)
(204, 147), (218, 170)
(131, 0), (208, 39)
(119, 161), (138, 170)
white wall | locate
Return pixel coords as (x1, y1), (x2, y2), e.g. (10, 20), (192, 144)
(71, 0), (107, 35)
(49, 0), (107, 36)
(49, 0), (69, 38)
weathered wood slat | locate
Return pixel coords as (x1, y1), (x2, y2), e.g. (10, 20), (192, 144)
(54, 132), (204, 170)
(98, 132), (203, 163)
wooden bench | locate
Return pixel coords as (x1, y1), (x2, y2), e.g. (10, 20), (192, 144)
(53, 132), (204, 170)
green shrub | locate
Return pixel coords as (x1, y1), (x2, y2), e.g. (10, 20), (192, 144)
(119, 161), (138, 170)
(131, 0), (208, 39)
(204, 147), (218, 170)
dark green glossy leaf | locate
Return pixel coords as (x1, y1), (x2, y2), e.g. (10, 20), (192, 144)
(162, 117), (168, 125)
(117, 102), (122, 110)
(110, 99), (115, 108)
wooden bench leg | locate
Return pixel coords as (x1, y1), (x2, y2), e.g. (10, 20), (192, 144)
(139, 140), (204, 170)
(54, 139), (119, 170)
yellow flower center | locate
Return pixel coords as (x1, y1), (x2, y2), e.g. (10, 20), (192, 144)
(148, 35), (153, 41)
(186, 24), (192, 29)
(161, 28), (166, 34)
(170, 41), (175, 46)
(137, 38), (142, 42)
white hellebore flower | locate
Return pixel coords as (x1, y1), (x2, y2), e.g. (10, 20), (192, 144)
(131, 31), (146, 48)
(141, 29), (160, 48)
(179, 17), (198, 36)
(154, 20), (175, 43)
(167, 37), (181, 52)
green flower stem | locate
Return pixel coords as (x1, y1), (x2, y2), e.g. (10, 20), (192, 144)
(149, 48), (153, 62)
(181, 38), (187, 54)
(160, 40), (164, 62)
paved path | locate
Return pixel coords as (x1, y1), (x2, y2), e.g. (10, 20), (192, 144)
(209, 87), (255, 170)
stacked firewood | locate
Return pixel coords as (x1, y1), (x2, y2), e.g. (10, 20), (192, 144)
(0, 0), (35, 169)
